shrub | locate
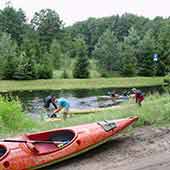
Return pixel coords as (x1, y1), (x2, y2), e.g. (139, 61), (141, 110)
(0, 96), (36, 132)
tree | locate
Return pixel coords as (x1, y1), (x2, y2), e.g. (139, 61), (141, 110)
(49, 39), (62, 69)
(21, 28), (41, 62)
(93, 29), (120, 75)
(112, 14), (149, 41)
(20, 29), (53, 79)
(156, 21), (170, 75)
(120, 27), (140, 76)
(73, 38), (89, 78)
(66, 16), (113, 57)
(137, 29), (156, 76)
(36, 52), (53, 79)
(13, 52), (37, 80)
(0, 6), (27, 45)
(31, 9), (63, 50)
(0, 32), (18, 79)
(120, 43), (137, 76)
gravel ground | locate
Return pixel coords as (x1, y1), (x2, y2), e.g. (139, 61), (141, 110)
(40, 126), (170, 170)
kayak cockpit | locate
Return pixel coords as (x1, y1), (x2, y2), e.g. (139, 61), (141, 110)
(25, 129), (76, 155)
(0, 145), (8, 160)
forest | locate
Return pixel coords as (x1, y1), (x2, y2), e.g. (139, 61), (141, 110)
(0, 5), (170, 80)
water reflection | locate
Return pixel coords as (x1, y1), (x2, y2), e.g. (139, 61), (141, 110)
(0, 86), (164, 117)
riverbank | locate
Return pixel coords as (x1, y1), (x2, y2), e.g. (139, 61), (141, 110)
(44, 93), (170, 129)
(0, 92), (170, 137)
(1, 94), (170, 170)
(0, 77), (164, 92)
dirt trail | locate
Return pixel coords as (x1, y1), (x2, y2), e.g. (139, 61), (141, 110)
(41, 126), (170, 170)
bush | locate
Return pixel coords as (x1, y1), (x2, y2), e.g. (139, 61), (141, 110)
(0, 96), (36, 132)
(36, 63), (53, 79)
(73, 55), (90, 78)
(61, 70), (69, 78)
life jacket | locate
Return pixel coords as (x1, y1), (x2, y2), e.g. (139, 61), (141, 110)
(135, 90), (144, 101)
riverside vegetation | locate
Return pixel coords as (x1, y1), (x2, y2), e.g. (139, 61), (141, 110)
(1, 93), (170, 137)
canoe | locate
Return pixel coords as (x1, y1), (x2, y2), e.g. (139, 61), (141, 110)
(0, 116), (138, 170)
(97, 95), (129, 101)
(46, 105), (121, 122)
(68, 101), (122, 114)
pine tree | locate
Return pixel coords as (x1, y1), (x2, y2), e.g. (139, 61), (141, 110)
(93, 29), (120, 75)
(120, 27), (140, 76)
(0, 32), (18, 79)
(73, 38), (89, 78)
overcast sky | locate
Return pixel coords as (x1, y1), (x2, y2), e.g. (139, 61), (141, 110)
(0, 0), (170, 25)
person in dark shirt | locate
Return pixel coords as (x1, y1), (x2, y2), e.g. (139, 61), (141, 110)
(131, 88), (144, 106)
(44, 96), (57, 117)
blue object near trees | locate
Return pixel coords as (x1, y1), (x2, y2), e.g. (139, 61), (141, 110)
(153, 53), (158, 61)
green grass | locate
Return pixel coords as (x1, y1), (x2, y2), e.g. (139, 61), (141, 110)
(1, 93), (170, 137)
(0, 77), (164, 92)
(0, 96), (38, 137)
(38, 93), (170, 130)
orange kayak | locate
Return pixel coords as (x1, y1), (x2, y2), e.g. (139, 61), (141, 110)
(0, 116), (138, 170)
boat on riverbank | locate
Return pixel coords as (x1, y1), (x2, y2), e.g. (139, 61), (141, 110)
(46, 105), (121, 122)
(0, 116), (138, 170)
(97, 95), (129, 101)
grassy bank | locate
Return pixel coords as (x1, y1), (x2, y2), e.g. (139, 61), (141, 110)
(0, 96), (38, 137)
(0, 77), (164, 92)
(1, 93), (170, 137)
(40, 93), (170, 130)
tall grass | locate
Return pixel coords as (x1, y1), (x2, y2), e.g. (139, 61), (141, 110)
(0, 96), (38, 136)
(42, 94), (170, 129)
(1, 93), (170, 137)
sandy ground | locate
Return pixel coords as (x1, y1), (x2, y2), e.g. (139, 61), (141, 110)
(41, 126), (170, 170)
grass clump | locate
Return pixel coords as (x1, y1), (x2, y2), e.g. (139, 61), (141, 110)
(0, 96), (37, 135)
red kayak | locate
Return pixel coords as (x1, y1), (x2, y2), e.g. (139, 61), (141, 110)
(0, 116), (138, 170)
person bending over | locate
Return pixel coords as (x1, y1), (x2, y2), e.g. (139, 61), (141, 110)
(53, 98), (70, 120)
(44, 95), (58, 117)
(131, 88), (144, 106)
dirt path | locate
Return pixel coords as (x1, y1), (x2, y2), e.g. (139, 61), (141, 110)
(41, 126), (170, 170)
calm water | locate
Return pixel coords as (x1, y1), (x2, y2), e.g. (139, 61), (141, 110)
(0, 85), (164, 117)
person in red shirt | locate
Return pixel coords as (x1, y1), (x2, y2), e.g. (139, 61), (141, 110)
(131, 88), (144, 106)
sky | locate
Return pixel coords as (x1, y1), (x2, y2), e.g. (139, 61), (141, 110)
(0, 0), (170, 26)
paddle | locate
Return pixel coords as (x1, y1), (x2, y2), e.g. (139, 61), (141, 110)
(0, 139), (68, 145)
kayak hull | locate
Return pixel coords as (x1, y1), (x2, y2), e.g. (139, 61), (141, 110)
(46, 106), (121, 122)
(0, 116), (138, 170)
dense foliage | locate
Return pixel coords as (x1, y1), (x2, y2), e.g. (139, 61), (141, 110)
(73, 38), (90, 78)
(0, 96), (37, 133)
(0, 4), (170, 79)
